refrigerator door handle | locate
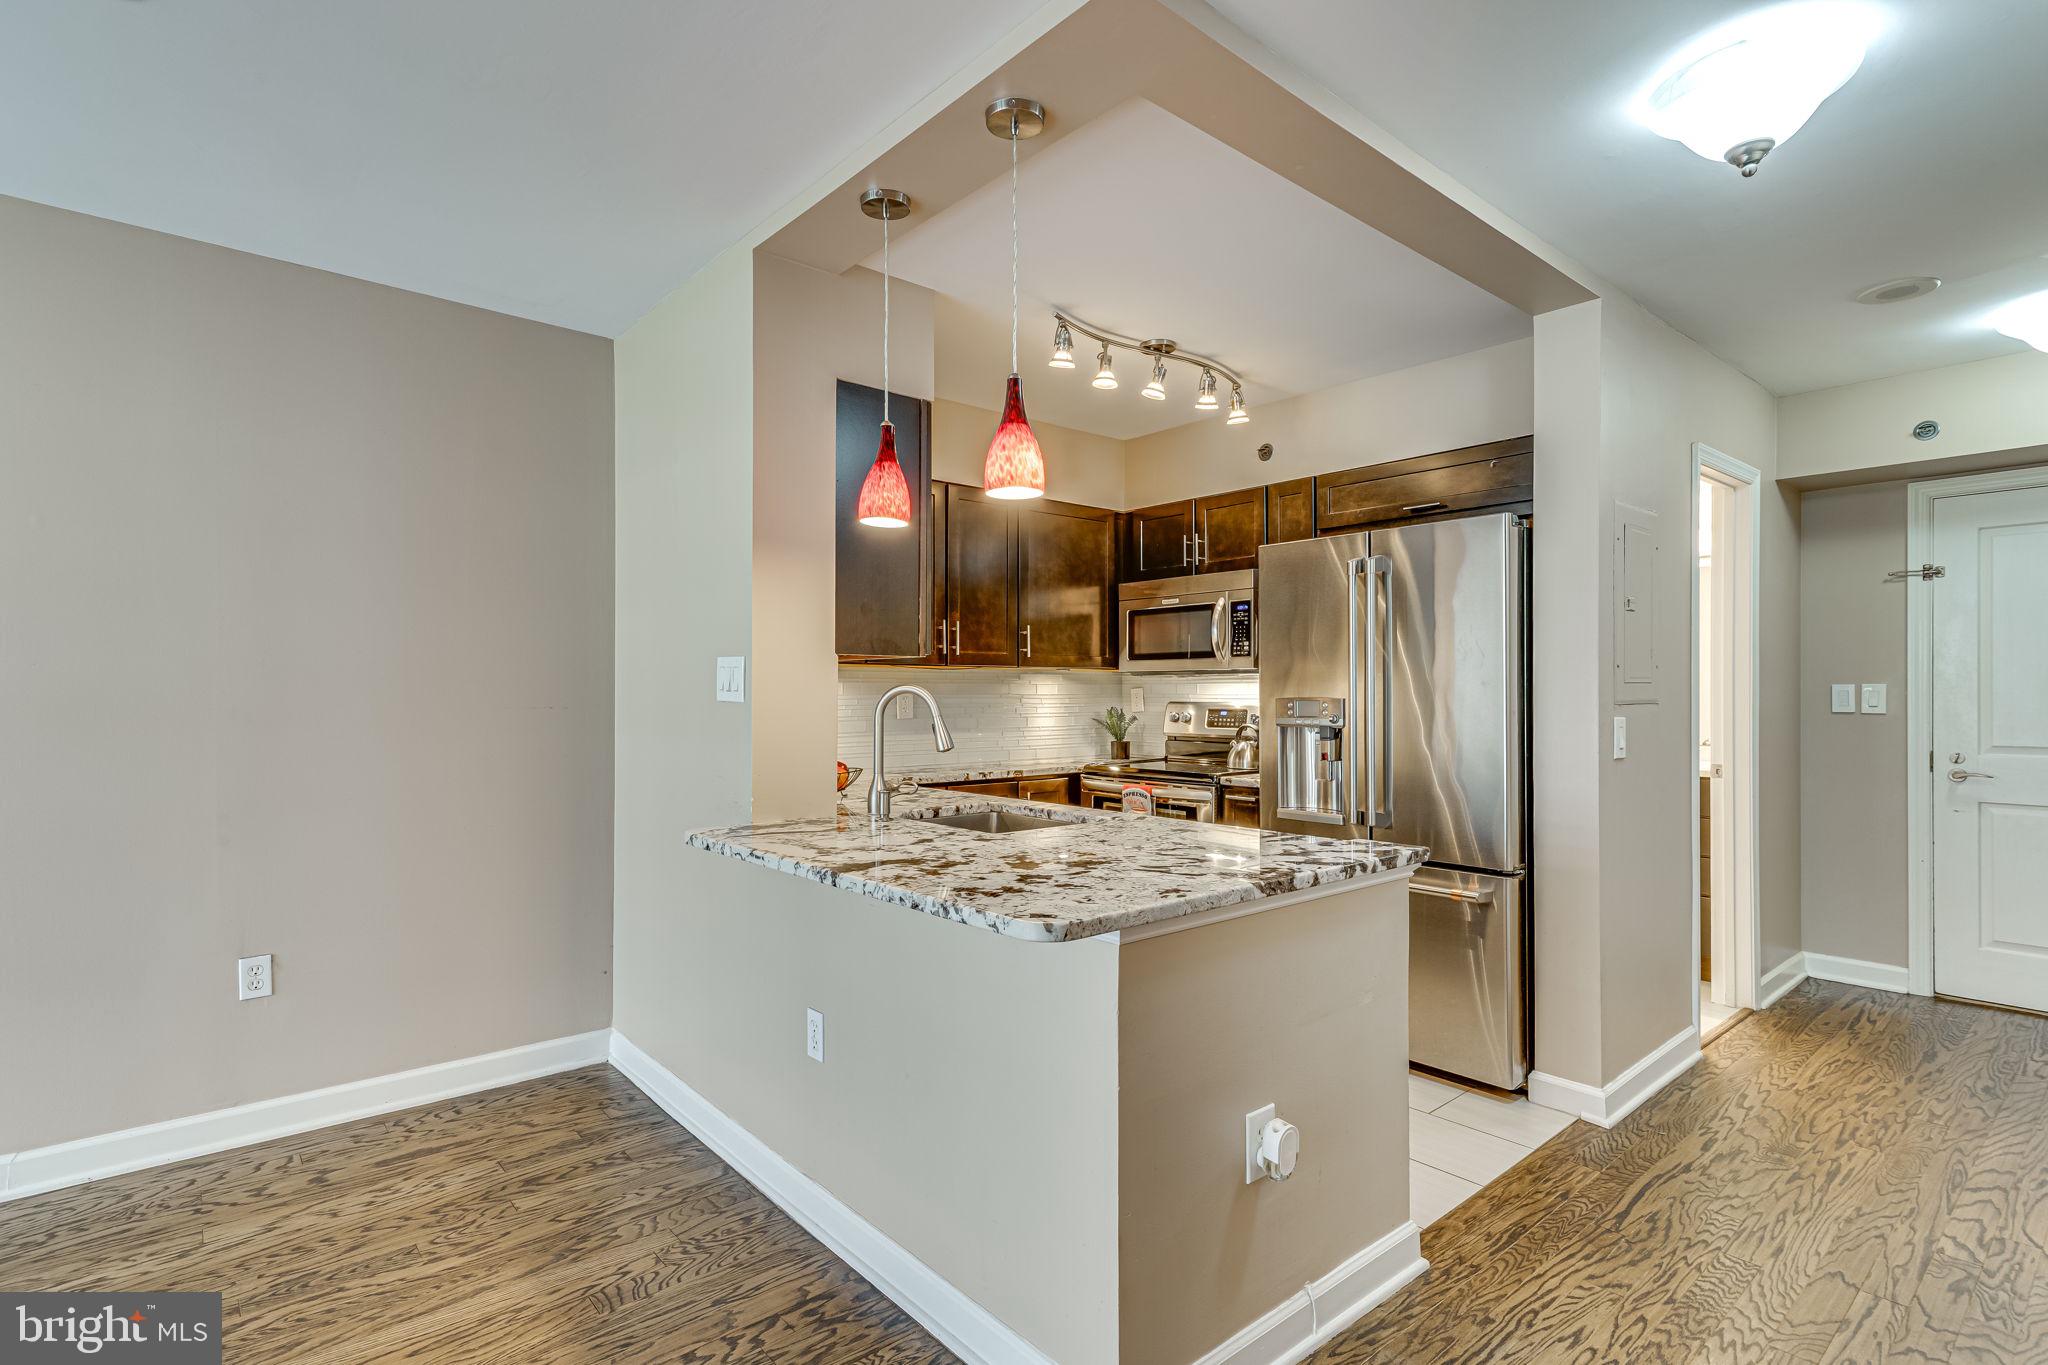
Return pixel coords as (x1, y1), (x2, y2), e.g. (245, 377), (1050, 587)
(1361, 554), (1394, 827)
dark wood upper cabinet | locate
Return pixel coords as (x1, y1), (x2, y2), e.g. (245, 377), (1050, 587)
(1266, 477), (1316, 544)
(1316, 436), (1534, 534)
(944, 485), (1020, 666)
(1193, 486), (1265, 573)
(833, 380), (931, 658)
(1016, 499), (1117, 669)
(1122, 500), (1196, 581)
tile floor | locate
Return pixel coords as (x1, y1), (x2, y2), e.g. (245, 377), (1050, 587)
(1406, 1071), (1575, 1228)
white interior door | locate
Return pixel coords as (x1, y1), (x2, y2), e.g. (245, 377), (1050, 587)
(1932, 484), (2048, 1013)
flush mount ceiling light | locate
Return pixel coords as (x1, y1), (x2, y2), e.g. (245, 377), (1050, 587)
(983, 97), (1048, 501)
(854, 188), (913, 529)
(1048, 317), (1251, 426)
(1631, 1), (1887, 176)
(1854, 276), (1941, 305)
(1987, 290), (2048, 353)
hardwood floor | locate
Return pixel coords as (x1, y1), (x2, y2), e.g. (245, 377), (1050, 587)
(0, 1067), (954, 1363)
(3, 981), (2041, 1363)
(1315, 980), (2048, 1364)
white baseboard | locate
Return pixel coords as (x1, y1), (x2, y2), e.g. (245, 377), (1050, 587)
(1758, 952), (1810, 1008)
(1192, 1221), (1426, 1365)
(1803, 952), (1910, 994)
(0, 1029), (612, 1203)
(1527, 1024), (1701, 1129)
(607, 1031), (1056, 1365)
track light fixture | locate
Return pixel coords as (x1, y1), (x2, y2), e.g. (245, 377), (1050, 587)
(1141, 358), (1167, 400)
(1045, 312), (1249, 426)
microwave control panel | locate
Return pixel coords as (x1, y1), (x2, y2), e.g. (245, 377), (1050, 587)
(1227, 599), (1254, 658)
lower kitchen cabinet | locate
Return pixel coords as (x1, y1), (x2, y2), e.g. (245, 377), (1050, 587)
(1219, 785), (1261, 828)
(1018, 775), (1076, 805)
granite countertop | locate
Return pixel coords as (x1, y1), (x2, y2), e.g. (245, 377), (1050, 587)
(687, 786), (1426, 944)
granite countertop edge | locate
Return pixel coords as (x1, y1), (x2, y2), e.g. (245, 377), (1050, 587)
(685, 789), (1427, 944)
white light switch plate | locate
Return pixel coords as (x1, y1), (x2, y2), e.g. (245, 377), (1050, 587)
(1861, 683), (1888, 715)
(1128, 687), (1145, 713)
(716, 656), (746, 704)
(1611, 716), (1627, 760)
(1831, 683), (1856, 714)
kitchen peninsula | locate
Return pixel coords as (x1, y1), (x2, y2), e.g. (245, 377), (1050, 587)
(643, 788), (1427, 1365)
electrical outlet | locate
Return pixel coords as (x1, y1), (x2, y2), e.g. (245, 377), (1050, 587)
(1611, 716), (1628, 760)
(238, 954), (273, 1001)
(1128, 687), (1146, 713)
(806, 1008), (824, 1063)
(895, 693), (914, 720)
(1244, 1103), (1276, 1184)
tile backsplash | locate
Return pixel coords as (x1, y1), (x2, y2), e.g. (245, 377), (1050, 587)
(836, 668), (1260, 790)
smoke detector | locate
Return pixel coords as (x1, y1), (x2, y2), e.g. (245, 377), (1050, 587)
(1855, 277), (1941, 305)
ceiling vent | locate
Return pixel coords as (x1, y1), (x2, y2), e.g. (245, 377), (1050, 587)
(1855, 277), (1941, 305)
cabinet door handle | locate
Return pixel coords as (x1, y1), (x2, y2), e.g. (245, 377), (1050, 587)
(1182, 533), (1191, 566)
(1021, 623), (1032, 658)
(951, 618), (960, 655)
(1192, 533), (1205, 565)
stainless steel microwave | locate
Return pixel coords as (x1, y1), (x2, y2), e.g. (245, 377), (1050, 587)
(1118, 570), (1256, 673)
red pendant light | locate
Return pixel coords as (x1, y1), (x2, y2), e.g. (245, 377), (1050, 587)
(983, 98), (1047, 501)
(854, 187), (913, 529)
(983, 376), (1045, 500)
(856, 421), (912, 526)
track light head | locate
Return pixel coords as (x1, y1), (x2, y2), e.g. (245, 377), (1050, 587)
(1092, 346), (1118, 389)
(1226, 388), (1249, 425)
(1049, 321), (1074, 369)
(1141, 358), (1167, 400)
(1195, 368), (1219, 411)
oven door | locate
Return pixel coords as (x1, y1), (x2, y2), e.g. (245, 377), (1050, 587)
(1079, 777), (1216, 822)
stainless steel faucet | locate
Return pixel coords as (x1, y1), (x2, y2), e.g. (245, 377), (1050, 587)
(870, 684), (954, 817)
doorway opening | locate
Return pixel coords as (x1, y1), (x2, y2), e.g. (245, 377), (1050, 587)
(1692, 445), (1761, 1037)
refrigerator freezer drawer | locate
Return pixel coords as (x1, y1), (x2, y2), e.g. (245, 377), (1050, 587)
(1409, 868), (1526, 1090)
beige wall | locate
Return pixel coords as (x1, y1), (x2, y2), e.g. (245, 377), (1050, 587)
(1798, 482), (1911, 967)
(752, 253), (934, 821)
(1780, 350), (2048, 486)
(1532, 294), (1794, 1088)
(614, 853), (1121, 1365)
(0, 196), (615, 1154)
(1117, 883), (1410, 1365)
(931, 397), (1128, 508)
(1123, 338), (1533, 507)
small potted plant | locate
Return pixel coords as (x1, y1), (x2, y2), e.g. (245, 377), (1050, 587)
(1095, 706), (1135, 760)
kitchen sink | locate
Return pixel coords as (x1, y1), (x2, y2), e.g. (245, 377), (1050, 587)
(918, 808), (1069, 834)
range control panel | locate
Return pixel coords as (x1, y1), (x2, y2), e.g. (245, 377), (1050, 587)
(1227, 599), (1254, 658)
(1164, 703), (1260, 736)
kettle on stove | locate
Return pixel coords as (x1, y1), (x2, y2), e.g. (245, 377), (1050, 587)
(1227, 722), (1259, 772)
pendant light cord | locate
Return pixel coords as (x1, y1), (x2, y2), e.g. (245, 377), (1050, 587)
(1010, 118), (1019, 375)
(881, 204), (890, 425)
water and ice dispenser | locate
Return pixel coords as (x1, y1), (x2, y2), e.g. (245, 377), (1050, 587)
(1273, 697), (1346, 824)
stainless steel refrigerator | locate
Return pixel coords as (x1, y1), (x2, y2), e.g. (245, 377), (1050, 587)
(1258, 512), (1530, 1089)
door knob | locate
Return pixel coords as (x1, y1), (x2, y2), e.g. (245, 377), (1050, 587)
(1948, 768), (1994, 783)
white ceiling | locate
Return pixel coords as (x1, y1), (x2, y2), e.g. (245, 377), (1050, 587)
(0, 0), (1030, 337)
(876, 99), (1531, 440)
(1207, 0), (2048, 396)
